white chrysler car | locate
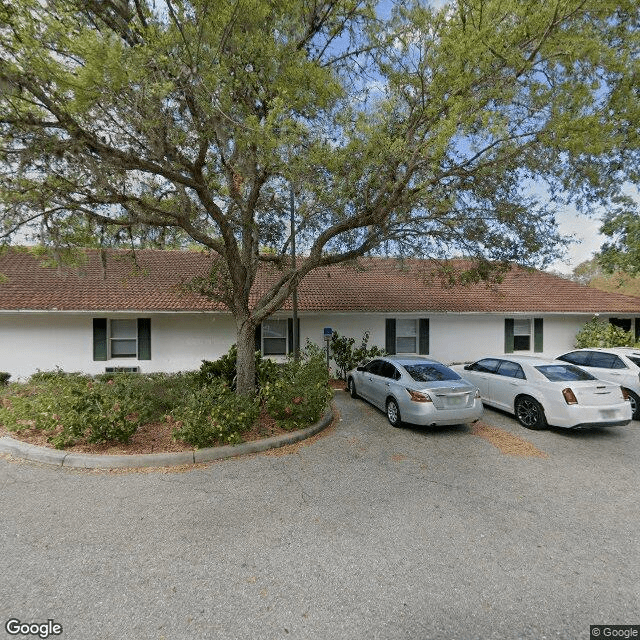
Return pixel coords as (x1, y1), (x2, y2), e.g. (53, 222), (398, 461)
(555, 348), (640, 420)
(453, 355), (632, 430)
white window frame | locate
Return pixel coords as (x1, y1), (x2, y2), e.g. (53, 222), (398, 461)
(513, 318), (532, 352)
(262, 318), (288, 356)
(396, 318), (418, 354)
(109, 319), (138, 359)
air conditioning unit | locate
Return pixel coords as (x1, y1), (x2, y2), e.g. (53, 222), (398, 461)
(105, 366), (140, 373)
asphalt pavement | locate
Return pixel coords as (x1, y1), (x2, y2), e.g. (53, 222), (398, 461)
(1, 390), (638, 640)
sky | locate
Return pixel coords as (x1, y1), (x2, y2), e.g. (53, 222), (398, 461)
(549, 211), (602, 275)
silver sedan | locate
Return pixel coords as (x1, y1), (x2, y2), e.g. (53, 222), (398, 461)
(347, 356), (483, 428)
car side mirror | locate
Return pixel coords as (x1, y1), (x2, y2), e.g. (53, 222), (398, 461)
(356, 366), (364, 372)
(464, 364), (471, 370)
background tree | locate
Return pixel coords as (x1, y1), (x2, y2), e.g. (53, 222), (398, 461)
(1, 0), (638, 393)
(571, 254), (640, 296)
(600, 193), (640, 276)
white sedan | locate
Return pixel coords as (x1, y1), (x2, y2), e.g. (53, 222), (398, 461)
(452, 355), (632, 430)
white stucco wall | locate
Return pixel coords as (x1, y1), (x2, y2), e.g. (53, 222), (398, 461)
(0, 312), (237, 380)
(0, 309), (632, 380)
(297, 312), (623, 368)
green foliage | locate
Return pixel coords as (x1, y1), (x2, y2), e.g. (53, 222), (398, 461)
(574, 318), (637, 348)
(600, 202), (640, 277)
(2, 0), (638, 394)
(198, 344), (281, 391)
(170, 382), (260, 449)
(330, 331), (385, 380)
(0, 372), (10, 386)
(263, 343), (332, 430)
(198, 346), (239, 387)
(0, 372), (196, 448)
(0, 356), (330, 449)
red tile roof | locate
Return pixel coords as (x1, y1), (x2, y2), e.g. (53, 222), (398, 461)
(0, 248), (638, 314)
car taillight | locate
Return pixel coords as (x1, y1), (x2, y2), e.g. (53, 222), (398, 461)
(475, 389), (481, 399)
(562, 388), (578, 405)
(622, 387), (630, 401)
(408, 389), (432, 403)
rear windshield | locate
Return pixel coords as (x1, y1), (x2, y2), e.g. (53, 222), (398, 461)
(404, 363), (461, 382)
(535, 365), (596, 382)
(627, 356), (640, 368)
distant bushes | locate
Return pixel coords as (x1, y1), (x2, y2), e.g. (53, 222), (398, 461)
(575, 318), (638, 348)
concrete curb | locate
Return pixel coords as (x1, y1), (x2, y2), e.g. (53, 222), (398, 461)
(0, 407), (335, 469)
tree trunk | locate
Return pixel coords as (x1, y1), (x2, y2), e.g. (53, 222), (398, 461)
(236, 315), (257, 395)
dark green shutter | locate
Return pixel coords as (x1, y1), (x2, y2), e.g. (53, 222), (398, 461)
(534, 318), (543, 353)
(255, 324), (262, 353)
(287, 318), (300, 356)
(137, 318), (151, 360)
(93, 318), (107, 361)
(504, 318), (514, 354)
(418, 319), (429, 355)
(385, 319), (396, 355)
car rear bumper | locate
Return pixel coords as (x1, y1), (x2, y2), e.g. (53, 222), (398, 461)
(567, 419), (632, 429)
(400, 399), (484, 426)
(548, 403), (632, 429)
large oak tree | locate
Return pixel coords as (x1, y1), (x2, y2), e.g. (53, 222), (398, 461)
(1, 0), (638, 392)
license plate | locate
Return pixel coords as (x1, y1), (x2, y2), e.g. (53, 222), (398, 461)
(447, 396), (465, 407)
(600, 409), (616, 419)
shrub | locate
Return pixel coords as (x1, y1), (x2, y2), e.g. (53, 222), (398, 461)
(171, 382), (260, 448)
(264, 344), (332, 430)
(330, 331), (385, 379)
(198, 344), (281, 391)
(574, 318), (637, 348)
(0, 372), (199, 449)
(0, 372), (10, 386)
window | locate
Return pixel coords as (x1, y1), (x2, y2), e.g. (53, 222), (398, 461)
(93, 318), (151, 361)
(110, 319), (137, 358)
(256, 318), (300, 357)
(364, 360), (384, 375)
(468, 358), (501, 374)
(609, 317), (632, 332)
(589, 352), (627, 369)
(378, 361), (400, 380)
(262, 319), (287, 356)
(496, 361), (525, 379)
(385, 318), (429, 355)
(535, 365), (595, 382)
(404, 363), (461, 382)
(396, 319), (417, 353)
(513, 319), (531, 351)
(505, 318), (543, 353)
(557, 351), (590, 366)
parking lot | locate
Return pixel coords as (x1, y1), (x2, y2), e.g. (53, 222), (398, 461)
(1, 390), (638, 640)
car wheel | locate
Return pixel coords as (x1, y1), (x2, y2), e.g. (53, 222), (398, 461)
(624, 389), (640, 420)
(348, 377), (359, 399)
(386, 398), (402, 428)
(514, 396), (547, 430)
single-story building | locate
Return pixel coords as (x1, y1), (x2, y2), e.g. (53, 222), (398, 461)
(0, 248), (638, 379)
